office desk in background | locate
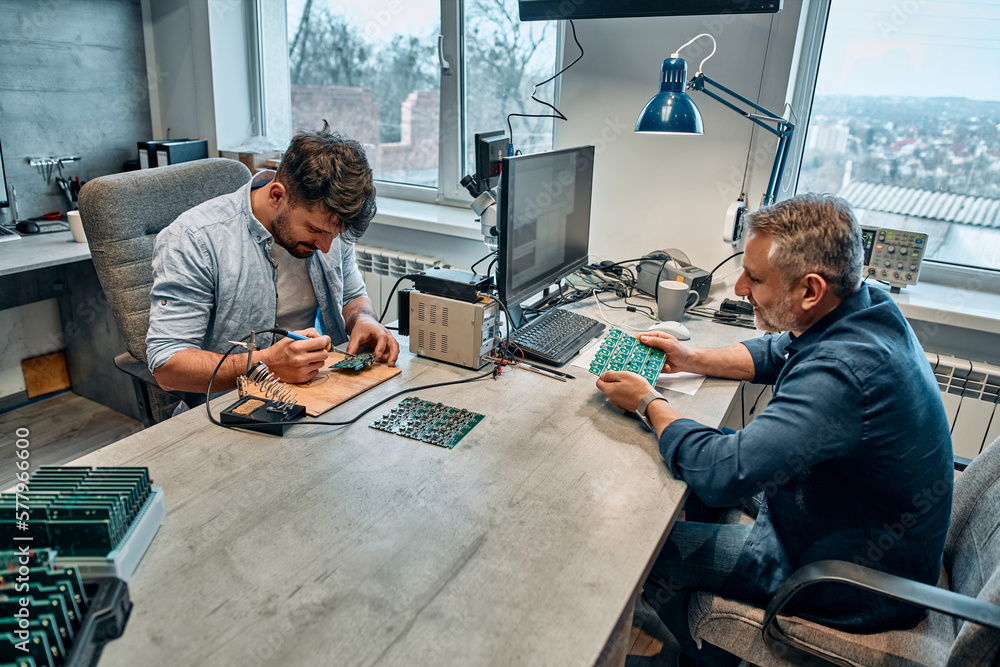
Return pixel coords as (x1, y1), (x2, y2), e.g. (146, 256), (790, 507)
(63, 308), (755, 666)
(0, 231), (138, 418)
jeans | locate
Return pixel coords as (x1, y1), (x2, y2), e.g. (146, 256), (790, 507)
(642, 519), (753, 666)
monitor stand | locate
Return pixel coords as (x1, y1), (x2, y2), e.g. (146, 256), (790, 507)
(506, 286), (557, 330)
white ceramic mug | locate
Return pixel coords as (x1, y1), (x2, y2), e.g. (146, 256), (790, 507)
(656, 280), (699, 321)
(67, 210), (87, 244)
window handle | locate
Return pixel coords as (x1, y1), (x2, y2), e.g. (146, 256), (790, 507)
(437, 35), (451, 73)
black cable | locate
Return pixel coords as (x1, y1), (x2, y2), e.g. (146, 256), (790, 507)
(378, 273), (416, 323)
(486, 256), (498, 278)
(471, 251), (496, 275)
(708, 251), (744, 278)
(205, 333), (498, 432)
(623, 297), (655, 316)
(506, 20), (584, 150)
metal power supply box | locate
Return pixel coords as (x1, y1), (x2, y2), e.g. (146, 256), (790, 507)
(408, 292), (498, 369)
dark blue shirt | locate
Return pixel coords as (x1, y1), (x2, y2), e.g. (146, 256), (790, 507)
(659, 284), (953, 630)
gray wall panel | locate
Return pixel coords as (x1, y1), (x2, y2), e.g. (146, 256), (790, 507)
(0, 0), (151, 220)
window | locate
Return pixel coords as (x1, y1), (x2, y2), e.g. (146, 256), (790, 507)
(285, 0), (560, 204)
(796, 1), (1000, 272)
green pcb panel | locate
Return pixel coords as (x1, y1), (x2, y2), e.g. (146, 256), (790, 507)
(370, 397), (485, 449)
(589, 327), (665, 386)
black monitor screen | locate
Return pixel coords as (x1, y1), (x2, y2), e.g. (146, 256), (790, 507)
(497, 145), (595, 309)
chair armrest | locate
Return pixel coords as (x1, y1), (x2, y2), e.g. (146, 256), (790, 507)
(954, 454), (972, 471)
(762, 560), (1000, 645)
(113, 352), (187, 401)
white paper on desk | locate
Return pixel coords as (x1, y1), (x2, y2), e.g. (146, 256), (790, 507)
(656, 372), (706, 396)
(571, 338), (604, 370)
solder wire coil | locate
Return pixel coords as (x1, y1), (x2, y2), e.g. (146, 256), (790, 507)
(237, 361), (298, 413)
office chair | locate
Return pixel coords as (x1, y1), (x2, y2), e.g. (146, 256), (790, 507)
(683, 435), (1000, 666)
(78, 158), (252, 426)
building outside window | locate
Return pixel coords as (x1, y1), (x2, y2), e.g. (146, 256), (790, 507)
(796, 0), (1000, 272)
(286, 0), (559, 202)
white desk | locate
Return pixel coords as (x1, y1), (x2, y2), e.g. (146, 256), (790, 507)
(71, 309), (755, 666)
(0, 230), (91, 277)
(0, 230), (137, 418)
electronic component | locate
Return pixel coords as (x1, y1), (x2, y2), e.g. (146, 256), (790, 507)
(410, 267), (493, 303)
(0, 466), (164, 583)
(408, 291), (498, 369)
(329, 353), (376, 371)
(863, 226), (928, 293)
(636, 256), (712, 306)
(370, 397), (485, 449)
(589, 328), (666, 386)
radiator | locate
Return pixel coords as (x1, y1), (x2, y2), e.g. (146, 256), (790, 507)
(354, 245), (439, 324)
(927, 351), (1000, 463)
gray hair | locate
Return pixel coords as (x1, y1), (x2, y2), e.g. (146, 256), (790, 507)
(745, 193), (863, 297)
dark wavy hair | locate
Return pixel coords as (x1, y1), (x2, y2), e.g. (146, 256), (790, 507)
(275, 121), (376, 242)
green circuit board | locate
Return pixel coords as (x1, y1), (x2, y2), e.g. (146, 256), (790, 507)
(589, 327), (665, 386)
(328, 353), (376, 371)
(370, 397), (485, 449)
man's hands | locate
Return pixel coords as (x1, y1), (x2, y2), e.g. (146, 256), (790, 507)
(259, 328), (331, 384)
(346, 314), (400, 366)
(595, 371), (653, 412)
(636, 331), (693, 374)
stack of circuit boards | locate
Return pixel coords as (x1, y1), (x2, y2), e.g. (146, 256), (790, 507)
(0, 467), (153, 557)
(370, 397), (485, 449)
(589, 327), (666, 386)
(0, 549), (87, 666)
(0, 549), (132, 667)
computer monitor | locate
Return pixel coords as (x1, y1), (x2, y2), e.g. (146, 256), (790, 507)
(0, 137), (9, 209)
(497, 145), (595, 321)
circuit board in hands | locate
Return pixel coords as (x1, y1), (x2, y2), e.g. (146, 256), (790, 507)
(589, 327), (665, 386)
(370, 397), (485, 449)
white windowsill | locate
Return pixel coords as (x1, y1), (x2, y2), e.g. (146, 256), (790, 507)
(878, 281), (1000, 336)
(372, 197), (482, 241)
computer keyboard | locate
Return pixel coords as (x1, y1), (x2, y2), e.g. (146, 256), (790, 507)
(508, 308), (606, 366)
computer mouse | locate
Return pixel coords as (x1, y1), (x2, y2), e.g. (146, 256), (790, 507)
(16, 220), (40, 234)
(648, 320), (690, 340)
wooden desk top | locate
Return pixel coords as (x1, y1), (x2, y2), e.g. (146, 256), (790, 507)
(79, 310), (755, 666)
(0, 231), (91, 276)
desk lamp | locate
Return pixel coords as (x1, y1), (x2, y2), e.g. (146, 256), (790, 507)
(635, 33), (795, 244)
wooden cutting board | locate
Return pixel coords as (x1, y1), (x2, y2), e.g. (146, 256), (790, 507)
(245, 351), (401, 417)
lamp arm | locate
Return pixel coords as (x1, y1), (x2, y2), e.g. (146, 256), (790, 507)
(692, 73), (795, 206)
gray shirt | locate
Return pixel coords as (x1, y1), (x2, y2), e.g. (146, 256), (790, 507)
(146, 171), (367, 373)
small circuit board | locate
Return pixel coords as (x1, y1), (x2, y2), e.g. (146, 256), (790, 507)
(329, 352), (376, 371)
(589, 327), (665, 386)
(370, 397), (485, 449)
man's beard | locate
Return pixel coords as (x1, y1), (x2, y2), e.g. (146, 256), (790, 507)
(272, 209), (315, 258)
(749, 292), (801, 333)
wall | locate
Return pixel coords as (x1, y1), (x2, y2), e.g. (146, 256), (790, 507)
(0, 0), (152, 221)
(556, 5), (804, 277)
(0, 0), (152, 403)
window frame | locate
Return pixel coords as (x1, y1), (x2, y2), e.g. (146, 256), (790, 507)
(277, 0), (562, 209)
(788, 0), (1000, 293)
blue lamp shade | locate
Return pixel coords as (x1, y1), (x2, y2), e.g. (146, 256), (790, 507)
(635, 57), (704, 135)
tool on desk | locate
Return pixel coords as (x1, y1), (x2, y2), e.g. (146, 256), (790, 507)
(279, 328), (333, 352)
(519, 362), (573, 381)
(221, 333), (306, 435)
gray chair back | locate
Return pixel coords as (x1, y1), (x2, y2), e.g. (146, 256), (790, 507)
(78, 158), (252, 420)
(946, 435), (1000, 665)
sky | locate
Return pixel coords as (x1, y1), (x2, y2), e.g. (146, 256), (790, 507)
(816, 0), (1000, 100)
